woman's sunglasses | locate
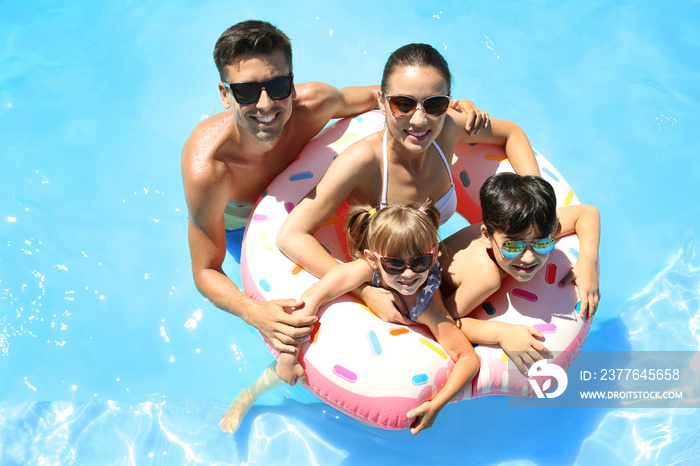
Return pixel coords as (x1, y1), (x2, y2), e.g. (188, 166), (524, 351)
(223, 73), (294, 105)
(371, 249), (435, 275)
(497, 238), (556, 258)
(383, 93), (451, 118)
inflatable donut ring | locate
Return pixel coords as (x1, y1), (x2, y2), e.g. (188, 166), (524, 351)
(241, 111), (590, 430)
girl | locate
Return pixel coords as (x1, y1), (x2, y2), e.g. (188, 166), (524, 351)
(221, 200), (479, 435)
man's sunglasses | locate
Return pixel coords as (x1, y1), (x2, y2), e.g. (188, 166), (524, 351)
(497, 238), (556, 259)
(223, 73), (294, 105)
(383, 93), (451, 118)
(371, 249), (435, 275)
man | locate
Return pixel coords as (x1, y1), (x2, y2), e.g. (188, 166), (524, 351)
(181, 20), (488, 355)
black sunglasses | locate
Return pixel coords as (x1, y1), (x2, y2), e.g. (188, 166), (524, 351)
(223, 73), (294, 105)
(371, 249), (435, 275)
(383, 93), (451, 118)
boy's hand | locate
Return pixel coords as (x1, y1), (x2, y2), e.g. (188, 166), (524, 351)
(559, 260), (600, 320)
(500, 325), (552, 376)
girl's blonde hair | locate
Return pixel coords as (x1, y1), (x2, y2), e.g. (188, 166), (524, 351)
(345, 199), (440, 260)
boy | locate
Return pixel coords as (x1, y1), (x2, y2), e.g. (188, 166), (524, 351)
(440, 173), (600, 373)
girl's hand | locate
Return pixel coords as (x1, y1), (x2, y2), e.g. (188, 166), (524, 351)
(406, 401), (441, 435)
(275, 358), (306, 386)
(558, 259), (600, 320)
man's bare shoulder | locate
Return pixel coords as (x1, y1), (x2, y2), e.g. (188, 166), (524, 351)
(293, 82), (340, 110)
(182, 111), (235, 163)
(181, 112), (234, 200)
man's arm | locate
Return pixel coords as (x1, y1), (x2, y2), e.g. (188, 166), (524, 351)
(181, 140), (316, 354)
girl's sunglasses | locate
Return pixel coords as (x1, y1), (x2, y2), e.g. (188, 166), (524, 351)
(383, 93), (451, 118)
(223, 73), (294, 105)
(498, 238), (556, 258)
(371, 249), (435, 275)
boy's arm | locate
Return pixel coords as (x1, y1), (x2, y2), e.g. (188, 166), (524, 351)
(556, 204), (601, 319)
(407, 292), (479, 435)
(457, 318), (551, 375)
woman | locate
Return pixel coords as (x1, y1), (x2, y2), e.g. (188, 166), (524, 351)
(277, 43), (540, 324)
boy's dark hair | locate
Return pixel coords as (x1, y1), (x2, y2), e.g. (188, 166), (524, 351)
(213, 20), (292, 81)
(480, 173), (557, 237)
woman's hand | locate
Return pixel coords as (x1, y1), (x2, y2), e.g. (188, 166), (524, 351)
(451, 99), (490, 135)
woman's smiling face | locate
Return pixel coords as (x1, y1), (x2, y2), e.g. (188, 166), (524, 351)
(380, 65), (449, 153)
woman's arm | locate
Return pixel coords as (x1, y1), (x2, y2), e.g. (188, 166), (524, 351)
(406, 292), (479, 434)
(555, 204), (601, 319)
(277, 139), (377, 278)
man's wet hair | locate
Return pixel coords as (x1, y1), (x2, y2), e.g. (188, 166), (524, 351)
(213, 20), (292, 81)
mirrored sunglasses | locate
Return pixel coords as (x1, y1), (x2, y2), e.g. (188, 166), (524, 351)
(223, 73), (294, 105)
(499, 238), (556, 258)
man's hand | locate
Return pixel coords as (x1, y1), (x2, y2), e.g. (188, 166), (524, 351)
(499, 324), (552, 376)
(451, 99), (490, 135)
(359, 286), (413, 325)
(248, 299), (317, 354)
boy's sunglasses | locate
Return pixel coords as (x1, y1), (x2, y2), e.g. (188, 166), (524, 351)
(383, 93), (451, 118)
(497, 238), (556, 258)
(371, 249), (435, 275)
(223, 73), (294, 105)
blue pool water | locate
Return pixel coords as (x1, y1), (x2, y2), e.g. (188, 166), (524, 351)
(2, 1), (699, 464)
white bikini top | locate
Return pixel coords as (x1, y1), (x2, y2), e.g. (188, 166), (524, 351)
(380, 131), (457, 225)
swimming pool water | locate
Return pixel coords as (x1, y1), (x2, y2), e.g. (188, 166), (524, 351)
(2, 0), (699, 464)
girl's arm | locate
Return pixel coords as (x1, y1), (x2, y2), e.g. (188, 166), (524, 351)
(555, 204), (601, 319)
(276, 260), (374, 385)
(447, 110), (540, 177)
(406, 291), (479, 435)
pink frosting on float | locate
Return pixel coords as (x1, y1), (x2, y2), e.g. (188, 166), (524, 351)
(302, 358), (417, 430)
